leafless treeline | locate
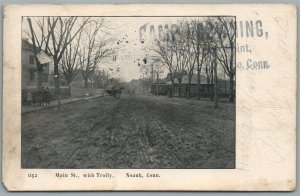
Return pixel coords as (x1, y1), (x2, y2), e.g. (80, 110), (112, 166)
(24, 16), (236, 104)
(151, 17), (236, 103)
(24, 17), (114, 92)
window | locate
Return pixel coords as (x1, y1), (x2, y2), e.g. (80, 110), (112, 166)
(29, 55), (34, 64)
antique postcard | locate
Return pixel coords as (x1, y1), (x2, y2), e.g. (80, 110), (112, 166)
(2, 4), (296, 191)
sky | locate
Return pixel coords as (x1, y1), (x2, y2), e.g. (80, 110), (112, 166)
(101, 17), (180, 82)
(105, 17), (231, 82)
(22, 17), (181, 82)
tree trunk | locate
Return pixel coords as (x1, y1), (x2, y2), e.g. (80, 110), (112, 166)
(178, 82), (182, 98)
(69, 84), (72, 97)
(37, 63), (44, 89)
(196, 44), (201, 100)
(170, 73), (174, 98)
(65, 75), (72, 85)
(210, 64), (214, 101)
(54, 61), (60, 94)
(229, 75), (235, 103)
(84, 78), (88, 88)
(171, 84), (174, 98)
(197, 68), (201, 100)
(224, 71), (227, 98)
(167, 84), (174, 98)
(53, 60), (61, 109)
(187, 75), (192, 98)
(213, 49), (218, 108)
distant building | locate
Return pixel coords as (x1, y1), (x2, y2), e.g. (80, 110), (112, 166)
(151, 74), (233, 98)
(151, 74), (212, 97)
(22, 39), (53, 87)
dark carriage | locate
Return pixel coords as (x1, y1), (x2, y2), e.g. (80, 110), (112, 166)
(106, 84), (125, 98)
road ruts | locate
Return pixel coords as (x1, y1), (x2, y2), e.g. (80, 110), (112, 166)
(22, 95), (235, 169)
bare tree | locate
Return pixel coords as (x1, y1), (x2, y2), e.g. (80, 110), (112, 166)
(91, 68), (111, 88)
(204, 54), (214, 100)
(214, 17), (236, 103)
(60, 30), (83, 85)
(26, 17), (53, 89)
(78, 19), (113, 88)
(178, 20), (197, 98)
(26, 17), (90, 109)
(152, 24), (191, 98)
(188, 18), (214, 100)
(151, 59), (164, 83)
(45, 17), (90, 95)
(171, 27), (190, 98)
(152, 36), (176, 97)
(148, 59), (164, 95)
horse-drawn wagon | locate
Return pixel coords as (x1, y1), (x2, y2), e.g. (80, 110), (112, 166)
(106, 84), (124, 98)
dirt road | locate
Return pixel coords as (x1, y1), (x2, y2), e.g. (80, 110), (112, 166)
(22, 95), (235, 169)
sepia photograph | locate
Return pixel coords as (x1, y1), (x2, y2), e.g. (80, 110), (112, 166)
(2, 3), (297, 191)
(20, 16), (236, 169)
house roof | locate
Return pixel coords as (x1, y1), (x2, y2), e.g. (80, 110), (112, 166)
(22, 39), (53, 64)
(37, 50), (52, 64)
(166, 78), (179, 85)
(182, 75), (210, 84)
(22, 39), (40, 51)
(166, 75), (212, 85)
